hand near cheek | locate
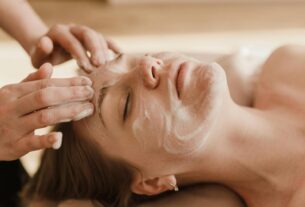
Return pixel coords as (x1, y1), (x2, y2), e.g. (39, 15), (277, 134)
(0, 63), (94, 161)
(30, 24), (122, 73)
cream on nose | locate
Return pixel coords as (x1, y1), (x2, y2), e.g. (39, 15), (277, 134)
(139, 57), (163, 89)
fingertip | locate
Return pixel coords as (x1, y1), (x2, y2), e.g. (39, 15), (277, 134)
(91, 53), (105, 66)
(39, 62), (53, 72)
(38, 63), (53, 78)
(78, 60), (94, 73)
(39, 36), (53, 55)
(51, 132), (63, 150)
(91, 56), (100, 66)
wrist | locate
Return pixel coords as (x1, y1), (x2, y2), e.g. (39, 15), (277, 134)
(23, 24), (48, 55)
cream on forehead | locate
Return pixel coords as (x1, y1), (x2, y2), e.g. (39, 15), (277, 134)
(131, 62), (225, 155)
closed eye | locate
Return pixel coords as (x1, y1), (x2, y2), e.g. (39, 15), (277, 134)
(123, 92), (131, 121)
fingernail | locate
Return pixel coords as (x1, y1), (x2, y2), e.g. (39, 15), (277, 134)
(84, 86), (94, 97)
(83, 61), (92, 70)
(52, 132), (63, 150)
(92, 56), (101, 66)
(60, 119), (72, 123)
(78, 60), (92, 72)
(81, 76), (93, 85)
(73, 107), (94, 121)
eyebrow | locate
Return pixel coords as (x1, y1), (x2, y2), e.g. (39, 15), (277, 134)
(98, 86), (109, 128)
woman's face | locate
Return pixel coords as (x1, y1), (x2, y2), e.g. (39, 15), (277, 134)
(76, 53), (228, 174)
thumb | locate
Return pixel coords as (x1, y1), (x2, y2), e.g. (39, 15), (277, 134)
(31, 36), (54, 68)
(22, 63), (53, 82)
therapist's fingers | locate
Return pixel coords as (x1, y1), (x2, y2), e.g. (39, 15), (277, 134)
(70, 25), (108, 66)
(106, 37), (122, 54)
(8, 76), (92, 100)
(48, 25), (93, 71)
(16, 85), (94, 115)
(22, 63), (53, 82)
(20, 102), (94, 132)
(49, 46), (71, 65)
(30, 37), (54, 68)
(14, 132), (63, 158)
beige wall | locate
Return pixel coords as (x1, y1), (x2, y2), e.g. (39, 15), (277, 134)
(108, 0), (305, 4)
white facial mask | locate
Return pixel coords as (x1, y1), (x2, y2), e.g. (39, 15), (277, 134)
(132, 62), (225, 155)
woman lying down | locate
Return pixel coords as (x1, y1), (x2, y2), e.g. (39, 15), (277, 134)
(23, 45), (305, 207)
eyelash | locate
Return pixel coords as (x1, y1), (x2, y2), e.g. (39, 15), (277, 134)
(123, 91), (131, 121)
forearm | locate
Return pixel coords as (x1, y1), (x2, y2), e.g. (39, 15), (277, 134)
(0, 0), (48, 54)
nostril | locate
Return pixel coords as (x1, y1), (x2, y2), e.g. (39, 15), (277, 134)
(155, 59), (163, 66)
(152, 66), (157, 79)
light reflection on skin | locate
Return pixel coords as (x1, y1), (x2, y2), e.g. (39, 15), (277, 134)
(75, 52), (229, 170)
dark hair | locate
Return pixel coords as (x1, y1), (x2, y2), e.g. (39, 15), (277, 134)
(22, 123), (134, 207)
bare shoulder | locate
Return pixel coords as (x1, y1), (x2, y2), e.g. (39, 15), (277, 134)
(137, 184), (245, 207)
(216, 49), (267, 106)
(260, 44), (305, 81)
(254, 45), (305, 110)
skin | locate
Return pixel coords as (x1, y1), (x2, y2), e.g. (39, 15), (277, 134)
(0, 0), (121, 71)
(0, 63), (94, 161)
(74, 45), (305, 207)
(30, 51), (251, 207)
(76, 52), (229, 178)
(0, 0), (121, 158)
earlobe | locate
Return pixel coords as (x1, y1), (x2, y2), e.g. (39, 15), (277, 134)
(131, 174), (177, 196)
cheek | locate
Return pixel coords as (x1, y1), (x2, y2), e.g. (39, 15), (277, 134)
(131, 93), (169, 150)
(164, 64), (227, 155)
(130, 63), (227, 155)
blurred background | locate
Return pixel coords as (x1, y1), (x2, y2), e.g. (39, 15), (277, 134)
(1, 0), (305, 174)
(2, 0), (305, 79)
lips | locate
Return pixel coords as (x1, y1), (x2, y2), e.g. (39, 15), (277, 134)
(175, 62), (188, 98)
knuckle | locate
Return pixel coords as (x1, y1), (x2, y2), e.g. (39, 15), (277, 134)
(83, 29), (94, 37)
(35, 90), (50, 105)
(70, 77), (82, 85)
(0, 85), (13, 95)
(90, 45), (99, 52)
(72, 87), (83, 97)
(70, 107), (81, 117)
(38, 79), (51, 89)
(38, 111), (52, 125)
(51, 24), (66, 33)
(26, 139), (35, 150)
(63, 38), (75, 49)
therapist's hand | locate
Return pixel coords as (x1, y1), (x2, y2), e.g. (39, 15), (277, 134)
(30, 24), (121, 73)
(0, 63), (94, 161)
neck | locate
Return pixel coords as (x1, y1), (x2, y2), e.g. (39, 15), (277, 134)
(177, 103), (302, 206)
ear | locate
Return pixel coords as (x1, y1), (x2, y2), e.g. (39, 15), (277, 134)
(131, 173), (177, 196)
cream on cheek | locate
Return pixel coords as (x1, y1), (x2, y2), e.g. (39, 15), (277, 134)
(131, 86), (168, 149)
(131, 63), (226, 155)
(165, 63), (226, 154)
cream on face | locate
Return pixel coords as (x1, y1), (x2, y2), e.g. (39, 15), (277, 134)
(84, 53), (227, 160)
(131, 60), (226, 155)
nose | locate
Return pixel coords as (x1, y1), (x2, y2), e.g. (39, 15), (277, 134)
(138, 56), (163, 89)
